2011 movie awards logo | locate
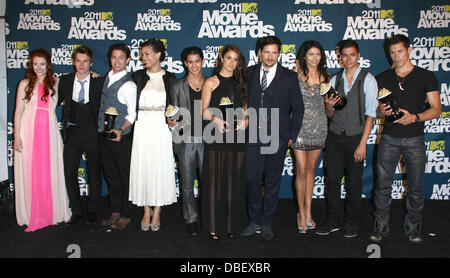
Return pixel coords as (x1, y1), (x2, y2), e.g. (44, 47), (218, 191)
(247, 43), (297, 70)
(425, 140), (450, 175)
(198, 2), (275, 38)
(424, 111), (450, 134)
(284, 9), (333, 32)
(6, 41), (29, 69)
(51, 44), (82, 65)
(203, 45), (222, 68)
(293, 0), (373, 4)
(325, 48), (370, 70)
(441, 83), (450, 107)
(17, 9), (60, 31)
(77, 167), (88, 196)
(24, 0), (94, 6)
(127, 39), (184, 74)
(410, 36), (450, 72)
(68, 11), (126, 40)
(343, 9), (408, 40)
(154, 0), (217, 3)
(417, 5), (450, 29)
(135, 8), (181, 31)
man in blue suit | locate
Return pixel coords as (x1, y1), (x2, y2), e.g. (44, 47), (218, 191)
(241, 36), (304, 240)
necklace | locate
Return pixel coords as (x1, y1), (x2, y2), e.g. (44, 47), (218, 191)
(395, 65), (413, 92)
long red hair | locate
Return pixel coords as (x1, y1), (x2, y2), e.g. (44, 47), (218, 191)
(24, 48), (56, 102)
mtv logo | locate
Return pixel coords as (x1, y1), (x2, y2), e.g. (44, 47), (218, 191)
(446, 5), (450, 12)
(78, 168), (86, 178)
(194, 179), (199, 188)
(242, 3), (258, 13)
(430, 141), (445, 151)
(436, 36), (450, 47)
(73, 44), (82, 51)
(42, 9), (51, 16)
(160, 39), (168, 49)
(101, 12), (114, 21)
(282, 44), (296, 54)
(442, 111), (450, 118)
(311, 9), (322, 16)
(381, 9), (394, 19)
(17, 41), (28, 50)
(161, 9), (171, 16)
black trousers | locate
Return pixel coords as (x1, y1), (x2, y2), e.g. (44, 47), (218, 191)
(245, 143), (287, 226)
(63, 128), (102, 216)
(324, 131), (364, 226)
(100, 134), (132, 218)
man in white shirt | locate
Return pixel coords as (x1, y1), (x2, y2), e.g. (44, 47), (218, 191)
(97, 43), (137, 230)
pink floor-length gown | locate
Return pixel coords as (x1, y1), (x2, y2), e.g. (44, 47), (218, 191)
(14, 81), (71, 231)
(25, 85), (53, 232)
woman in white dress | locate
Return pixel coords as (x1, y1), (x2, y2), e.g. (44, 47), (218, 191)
(129, 39), (177, 231)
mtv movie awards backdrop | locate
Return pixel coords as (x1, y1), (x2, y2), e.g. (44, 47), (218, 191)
(4, 0), (450, 200)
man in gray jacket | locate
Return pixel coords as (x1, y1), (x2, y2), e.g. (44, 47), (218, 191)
(169, 46), (205, 236)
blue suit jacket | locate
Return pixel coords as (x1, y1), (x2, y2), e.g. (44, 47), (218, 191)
(247, 63), (304, 149)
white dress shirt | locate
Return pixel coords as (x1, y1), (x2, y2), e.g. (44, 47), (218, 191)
(72, 75), (90, 104)
(260, 63), (277, 89)
(107, 70), (137, 124)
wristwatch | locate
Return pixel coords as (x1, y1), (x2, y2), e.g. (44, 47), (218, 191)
(415, 114), (421, 122)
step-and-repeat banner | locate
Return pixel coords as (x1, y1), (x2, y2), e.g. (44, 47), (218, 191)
(4, 0), (450, 200)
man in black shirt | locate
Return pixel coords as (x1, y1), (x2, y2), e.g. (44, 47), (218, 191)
(370, 34), (442, 244)
(169, 47), (205, 236)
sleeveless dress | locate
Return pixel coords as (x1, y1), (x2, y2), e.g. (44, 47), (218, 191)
(201, 74), (248, 236)
(292, 77), (328, 150)
(129, 70), (177, 207)
(14, 83), (71, 232)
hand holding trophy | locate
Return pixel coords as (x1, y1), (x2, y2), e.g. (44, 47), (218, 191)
(102, 106), (118, 140)
(320, 82), (347, 110)
(219, 97), (234, 132)
(377, 88), (404, 121)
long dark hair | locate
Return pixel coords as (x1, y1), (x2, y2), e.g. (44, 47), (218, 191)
(296, 40), (329, 83)
(24, 48), (56, 102)
(213, 44), (248, 107)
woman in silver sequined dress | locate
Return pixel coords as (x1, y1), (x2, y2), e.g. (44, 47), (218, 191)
(292, 40), (329, 233)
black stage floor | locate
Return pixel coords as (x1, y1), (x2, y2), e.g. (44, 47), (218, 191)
(0, 198), (449, 259)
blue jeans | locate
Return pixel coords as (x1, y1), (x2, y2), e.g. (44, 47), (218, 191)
(374, 134), (426, 227)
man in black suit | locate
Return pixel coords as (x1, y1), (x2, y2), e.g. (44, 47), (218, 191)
(58, 45), (104, 224)
(169, 46), (205, 236)
(241, 36), (304, 240)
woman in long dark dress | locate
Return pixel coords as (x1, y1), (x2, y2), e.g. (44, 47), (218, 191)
(201, 45), (248, 240)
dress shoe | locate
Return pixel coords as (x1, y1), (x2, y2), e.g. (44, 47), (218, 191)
(240, 223), (261, 237)
(187, 223), (198, 236)
(101, 213), (120, 227)
(111, 217), (131, 230)
(67, 213), (83, 225)
(85, 212), (97, 224)
(369, 219), (390, 243)
(261, 225), (274, 241)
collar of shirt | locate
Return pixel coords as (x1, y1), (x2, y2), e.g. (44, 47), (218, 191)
(73, 74), (91, 103)
(260, 63), (277, 88)
(340, 66), (361, 95)
(108, 69), (128, 87)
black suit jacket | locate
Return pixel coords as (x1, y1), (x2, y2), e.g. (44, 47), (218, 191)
(247, 63), (304, 148)
(58, 73), (104, 136)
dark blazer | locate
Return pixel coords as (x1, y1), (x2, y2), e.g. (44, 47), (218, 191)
(58, 73), (104, 134)
(247, 63), (304, 148)
(132, 68), (177, 122)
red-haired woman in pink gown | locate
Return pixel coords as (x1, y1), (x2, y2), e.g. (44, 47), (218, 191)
(13, 49), (71, 232)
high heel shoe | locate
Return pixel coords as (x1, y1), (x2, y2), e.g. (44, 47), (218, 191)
(150, 207), (161, 232)
(297, 213), (307, 234)
(141, 223), (151, 232)
(306, 219), (316, 230)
